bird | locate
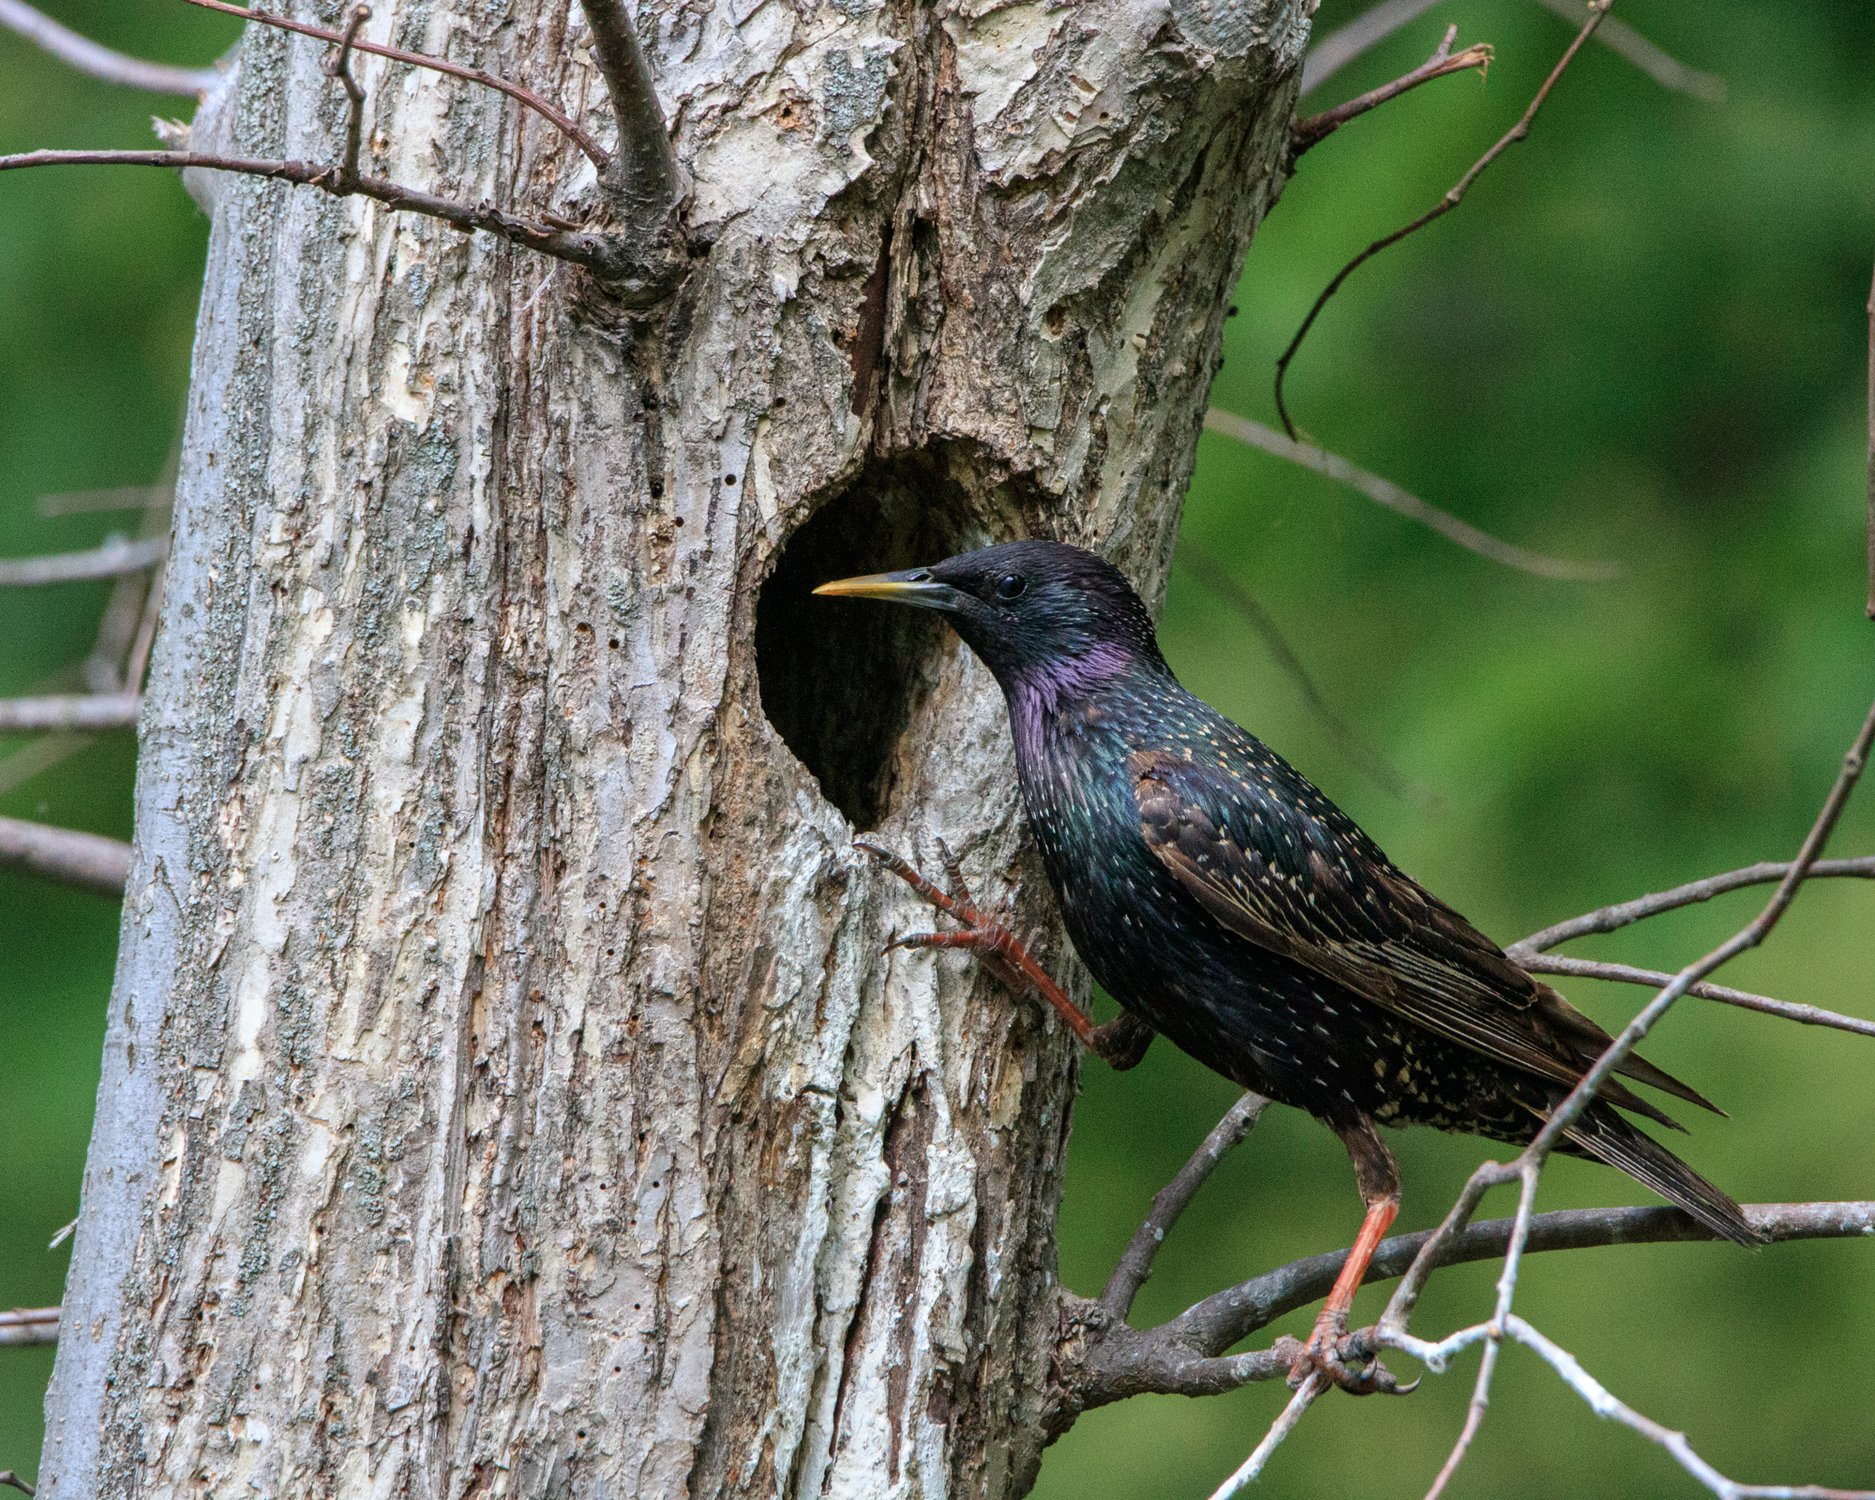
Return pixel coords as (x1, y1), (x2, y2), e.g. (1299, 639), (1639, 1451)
(815, 538), (1761, 1391)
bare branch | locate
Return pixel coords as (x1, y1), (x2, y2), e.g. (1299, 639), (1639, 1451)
(1515, 952), (1875, 1040)
(1154, 1199), (1875, 1366)
(1274, 0), (1613, 439)
(124, 552), (166, 691)
(0, 0), (217, 96)
(1521, 693), (1875, 1158)
(1203, 407), (1619, 580)
(37, 484), (173, 517)
(1205, 1375), (1326, 1500)
(1510, 855), (1875, 954)
(1292, 26), (1493, 159)
(1302, 0), (1721, 103)
(0, 1469), (35, 1497)
(0, 735), (81, 799)
(0, 693), (140, 732)
(84, 481), (173, 692)
(1373, 691), (1875, 1491)
(0, 815), (131, 896)
(1100, 1092), (1267, 1320)
(180, 0), (608, 169)
(0, 1306), (60, 1346)
(1532, 0), (1725, 102)
(0, 536), (165, 587)
(1300, 0), (1445, 96)
(1503, 1316), (1875, 1500)
(578, 0), (681, 224)
(1175, 544), (1427, 802)
(0, 150), (631, 274)
(322, 4), (369, 192)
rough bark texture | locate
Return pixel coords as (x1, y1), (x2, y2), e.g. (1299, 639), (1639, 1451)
(41, 1), (1307, 1495)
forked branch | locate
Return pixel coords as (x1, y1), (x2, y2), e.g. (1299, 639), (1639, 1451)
(181, 0), (607, 167)
(0, 150), (632, 274)
(578, 0), (682, 226)
(1275, 0), (1614, 439)
(1291, 25), (1492, 159)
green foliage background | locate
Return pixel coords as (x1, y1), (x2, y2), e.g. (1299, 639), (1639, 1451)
(2, 3), (1870, 1495)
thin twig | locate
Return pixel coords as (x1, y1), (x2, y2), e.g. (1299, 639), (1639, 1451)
(1426, 1165), (1540, 1497)
(1510, 856), (1875, 953)
(323, 4), (370, 192)
(1301, 0), (1720, 103)
(0, 693), (141, 732)
(1504, 1316), (1875, 1500)
(1380, 693), (1875, 1491)
(0, 1306), (60, 1346)
(1274, 0), (1615, 440)
(0, 150), (630, 273)
(0, 815), (132, 896)
(1515, 953), (1875, 1040)
(1292, 26), (1493, 159)
(37, 484), (173, 517)
(0, 0), (216, 96)
(1204, 408), (1618, 580)
(124, 553), (166, 691)
(0, 536), (165, 586)
(1524, 694), (1875, 1155)
(180, 0), (607, 169)
(1205, 1374), (1326, 1500)
(86, 476), (173, 693)
(1300, 0), (1445, 96)
(577, 0), (680, 221)
(1531, 0), (1724, 102)
(1175, 544), (1427, 802)
(1101, 1092), (1267, 1319)
(0, 1469), (35, 1496)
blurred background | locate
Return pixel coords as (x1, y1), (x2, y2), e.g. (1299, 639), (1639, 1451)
(1, 2), (1870, 1495)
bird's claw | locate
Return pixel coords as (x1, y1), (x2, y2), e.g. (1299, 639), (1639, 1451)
(1287, 1321), (1417, 1397)
(858, 837), (1006, 948)
(856, 835), (1120, 1057)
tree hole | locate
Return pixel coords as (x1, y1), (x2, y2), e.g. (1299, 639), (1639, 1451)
(754, 450), (979, 830)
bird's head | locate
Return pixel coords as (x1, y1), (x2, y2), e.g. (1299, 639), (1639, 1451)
(813, 539), (1167, 693)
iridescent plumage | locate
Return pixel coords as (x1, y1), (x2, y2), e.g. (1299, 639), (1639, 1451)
(816, 538), (1759, 1373)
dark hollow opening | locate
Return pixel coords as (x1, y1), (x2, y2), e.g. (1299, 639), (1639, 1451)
(755, 451), (977, 830)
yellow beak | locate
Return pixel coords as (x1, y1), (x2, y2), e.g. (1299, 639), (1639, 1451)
(811, 570), (957, 609)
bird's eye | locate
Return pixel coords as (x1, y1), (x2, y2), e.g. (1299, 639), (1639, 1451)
(994, 573), (1027, 601)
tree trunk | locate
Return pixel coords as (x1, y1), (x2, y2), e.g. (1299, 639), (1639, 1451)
(41, 2), (1306, 1494)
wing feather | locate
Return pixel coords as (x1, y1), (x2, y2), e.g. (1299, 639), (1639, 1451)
(1129, 748), (1719, 1120)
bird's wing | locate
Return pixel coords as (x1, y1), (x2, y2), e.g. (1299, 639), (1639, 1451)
(1129, 748), (1719, 1117)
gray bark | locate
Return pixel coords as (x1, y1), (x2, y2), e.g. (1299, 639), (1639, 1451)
(41, 1), (1308, 1495)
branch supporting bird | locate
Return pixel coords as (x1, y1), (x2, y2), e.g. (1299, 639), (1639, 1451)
(817, 540), (1762, 1396)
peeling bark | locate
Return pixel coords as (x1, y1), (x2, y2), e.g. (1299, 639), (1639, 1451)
(41, 1), (1308, 1494)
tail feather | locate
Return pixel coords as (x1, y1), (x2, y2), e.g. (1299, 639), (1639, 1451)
(1564, 1107), (1764, 1248)
(1534, 982), (1726, 1118)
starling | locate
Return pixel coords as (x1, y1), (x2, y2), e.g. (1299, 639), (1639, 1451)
(816, 539), (1761, 1389)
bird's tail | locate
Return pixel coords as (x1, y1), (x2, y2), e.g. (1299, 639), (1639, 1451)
(1564, 1107), (1765, 1248)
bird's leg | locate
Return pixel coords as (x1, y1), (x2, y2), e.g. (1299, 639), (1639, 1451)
(1289, 1117), (1415, 1396)
(855, 836), (1153, 1069)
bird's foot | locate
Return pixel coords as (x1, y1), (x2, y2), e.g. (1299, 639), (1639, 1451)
(856, 836), (1147, 1066)
(1287, 1315), (1416, 1397)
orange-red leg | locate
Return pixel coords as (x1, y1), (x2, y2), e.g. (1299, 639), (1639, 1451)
(857, 836), (1154, 1069)
(1290, 1117), (1413, 1395)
